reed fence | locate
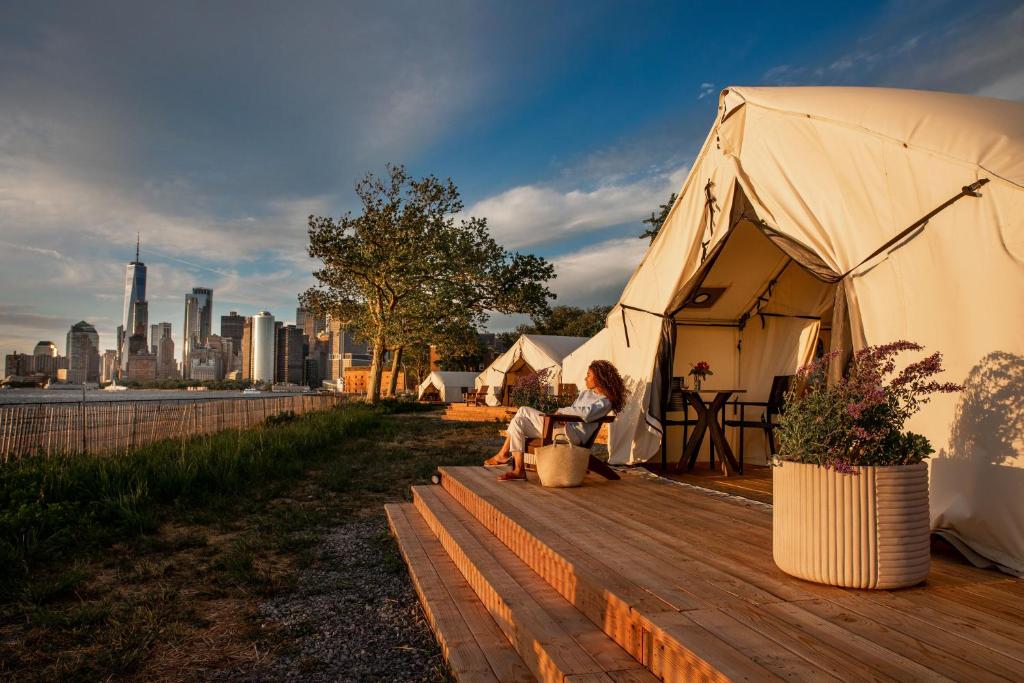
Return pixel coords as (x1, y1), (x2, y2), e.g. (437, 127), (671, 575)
(0, 394), (342, 462)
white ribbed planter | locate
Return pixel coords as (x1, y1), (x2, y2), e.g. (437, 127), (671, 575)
(773, 461), (930, 589)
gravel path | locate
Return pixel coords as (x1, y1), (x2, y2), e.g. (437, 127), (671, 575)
(221, 517), (449, 682)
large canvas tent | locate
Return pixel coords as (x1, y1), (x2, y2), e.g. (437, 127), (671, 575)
(417, 371), (479, 403)
(598, 86), (1024, 573)
(561, 328), (613, 389)
(475, 334), (588, 406)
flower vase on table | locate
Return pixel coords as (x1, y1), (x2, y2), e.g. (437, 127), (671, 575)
(689, 361), (712, 392)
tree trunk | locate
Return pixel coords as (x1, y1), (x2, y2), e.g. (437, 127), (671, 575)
(367, 337), (386, 403)
(387, 346), (403, 397)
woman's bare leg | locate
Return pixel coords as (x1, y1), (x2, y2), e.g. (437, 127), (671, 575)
(484, 433), (512, 466)
(509, 451), (524, 476)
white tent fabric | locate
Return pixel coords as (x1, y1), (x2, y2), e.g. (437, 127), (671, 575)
(417, 371), (479, 403)
(600, 86), (1024, 574)
(475, 335), (588, 406)
(562, 328), (613, 389)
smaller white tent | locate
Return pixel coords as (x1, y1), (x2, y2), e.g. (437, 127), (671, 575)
(561, 328), (613, 390)
(417, 371), (479, 403)
(475, 334), (588, 406)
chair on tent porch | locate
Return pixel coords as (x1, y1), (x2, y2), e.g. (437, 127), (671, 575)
(523, 413), (619, 480)
(464, 385), (489, 407)
(724, 375), (792, 469)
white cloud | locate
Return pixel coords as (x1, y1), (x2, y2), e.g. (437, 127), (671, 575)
(466, 166), (688, 250)
(550, 237), (649, 307)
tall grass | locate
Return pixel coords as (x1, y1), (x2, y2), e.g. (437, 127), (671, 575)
(0, 404), (382, 595)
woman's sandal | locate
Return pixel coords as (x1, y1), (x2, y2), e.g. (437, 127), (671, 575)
(483, 457), (511, 468)
(497, 470), (527, 482)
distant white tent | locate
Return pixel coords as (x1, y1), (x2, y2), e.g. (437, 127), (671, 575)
(475, 334), (588, 406)
(597, 86), (1024, 574)
(561, 328), (613, 390)
(417, 371), (479, 403)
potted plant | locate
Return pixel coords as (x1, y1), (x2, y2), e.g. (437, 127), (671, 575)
(772, 341), (962, 589)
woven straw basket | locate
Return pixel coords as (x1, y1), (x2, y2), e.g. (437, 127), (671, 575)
(534, 435), (590, 488)
(773, 461), (930, 589)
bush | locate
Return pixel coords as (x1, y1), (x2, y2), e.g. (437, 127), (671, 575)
(509, 369), (571, 413)
(776, 341), (962, 471)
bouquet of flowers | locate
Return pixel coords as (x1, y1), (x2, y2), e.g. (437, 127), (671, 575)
(689, 361), (713, 390)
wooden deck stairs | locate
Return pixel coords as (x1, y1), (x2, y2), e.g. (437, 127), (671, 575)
(388, 465), (1024, 682)
(442, 404), (514, 422)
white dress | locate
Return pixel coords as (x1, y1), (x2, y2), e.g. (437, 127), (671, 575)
(506, 390), (612, 453)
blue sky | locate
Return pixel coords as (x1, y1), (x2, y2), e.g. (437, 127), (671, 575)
(1, 0), (1022, 356)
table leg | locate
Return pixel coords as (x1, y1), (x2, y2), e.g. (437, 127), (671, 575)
(706, 392), (740, 476)
(678, 394), (709, 472)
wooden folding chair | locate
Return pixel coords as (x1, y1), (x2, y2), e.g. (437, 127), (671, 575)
(525, 413), (619, 480)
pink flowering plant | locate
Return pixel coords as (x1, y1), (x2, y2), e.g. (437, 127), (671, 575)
(776, 341), (963, 471)
(510, 369), (570, 413)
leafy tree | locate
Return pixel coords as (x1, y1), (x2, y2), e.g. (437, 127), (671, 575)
(525, 305), (612, 338)
(639, 192), (677, 242)
(302, 165), (555, 402)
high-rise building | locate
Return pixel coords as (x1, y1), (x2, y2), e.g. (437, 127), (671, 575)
(157, 334), (177, 379)
(326, 315), (369, 381)
(275, 324), (304, 384)
(251, 311), (275, 383)
(101, 349), (118, 383)
(66, 321), (101, 384)
(151, 322), (172, 370)
(4, 352), (33, 378)
(126, 351), (157, 383)
(240, 317), (253, 382)
(183, 287), (213, 378)
(220, 311), (244, 349)
(32, 341), (58, 379)
(119, 237), (147, 373)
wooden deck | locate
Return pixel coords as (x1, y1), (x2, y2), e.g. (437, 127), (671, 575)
(390, 465), (1024, 682)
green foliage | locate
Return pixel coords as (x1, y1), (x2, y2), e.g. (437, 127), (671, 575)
(514, 305), (612, 339)
(639, 192), (677, 242)
(776, 341), (961, 470)
(0, 405), (382, 596)
(509, 370), (571, 413)
(301, 164), (556, 402)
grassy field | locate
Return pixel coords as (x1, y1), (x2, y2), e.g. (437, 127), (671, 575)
(0, 401), (498, 680)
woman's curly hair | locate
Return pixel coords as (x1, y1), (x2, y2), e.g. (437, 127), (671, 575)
(589, 360), (627, 413)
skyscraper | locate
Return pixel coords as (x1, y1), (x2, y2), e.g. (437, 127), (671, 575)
(251, 311), (275, 383)
(119, 236), (147, 373)
(182, 287), (213, 379)
(241, 316), (253, 382)
(151, 322), (173, 377)
(275, 324), (304, 384)
(220, 311), (245, 351)
(66, 321), (101, 384)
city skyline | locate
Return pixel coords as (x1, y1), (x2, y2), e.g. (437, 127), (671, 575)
(1, 2), (1021, 356)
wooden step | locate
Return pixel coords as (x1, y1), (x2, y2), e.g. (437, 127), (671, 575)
(386, 503), (535, 683)
(437, 467), (834, 683)
(411, 485), (655, 683)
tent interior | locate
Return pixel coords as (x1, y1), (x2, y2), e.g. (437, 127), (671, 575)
(419, 384), (441, 402)
(663, 218), (838, 467)
(500, 358), (538, 406)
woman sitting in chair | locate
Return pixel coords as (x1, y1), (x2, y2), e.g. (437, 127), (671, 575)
(484, 360), (626, 481)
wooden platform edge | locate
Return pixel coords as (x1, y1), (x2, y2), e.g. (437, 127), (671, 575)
(385, 503), (535, 683)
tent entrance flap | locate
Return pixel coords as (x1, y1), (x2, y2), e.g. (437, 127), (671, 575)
(660, 218), (837, 466)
